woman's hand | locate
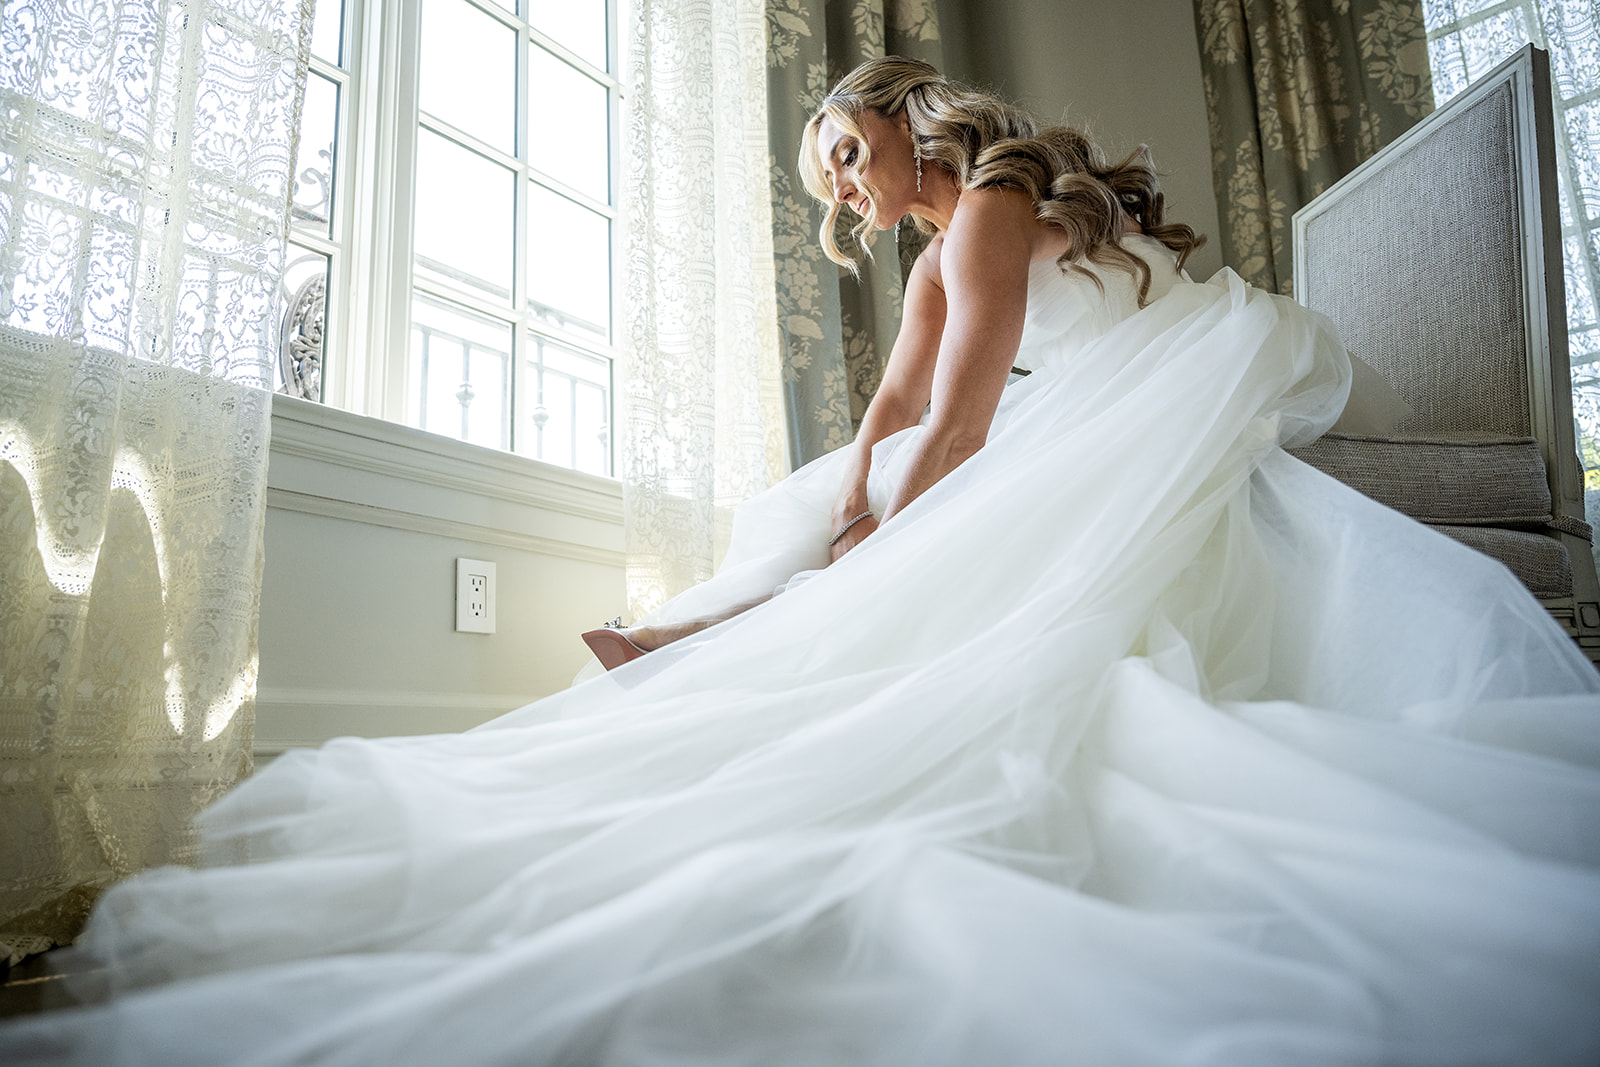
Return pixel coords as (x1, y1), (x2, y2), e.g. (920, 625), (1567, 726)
(829, 512), (879, 563)
(829, 480), (876, 563)
(823, 238), (948, 567)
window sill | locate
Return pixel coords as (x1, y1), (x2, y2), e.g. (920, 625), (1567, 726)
(267, 392), (623, 563)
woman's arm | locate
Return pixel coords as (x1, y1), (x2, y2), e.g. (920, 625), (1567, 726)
(829, 238), (949, 561)
(881, 188), (1033, 522)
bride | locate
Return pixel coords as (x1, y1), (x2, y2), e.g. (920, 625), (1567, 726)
(586, 56), (1208, 666)
(10, 58), (1600, 1066)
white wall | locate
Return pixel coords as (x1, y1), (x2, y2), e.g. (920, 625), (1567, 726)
(938, 0), (1224, 281)
(255, 395), (624, 756)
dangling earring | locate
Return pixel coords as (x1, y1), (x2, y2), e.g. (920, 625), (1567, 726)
(894, 217), (902, 242)
(914, 142), (923, 193)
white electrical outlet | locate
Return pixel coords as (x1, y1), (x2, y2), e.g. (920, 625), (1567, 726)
(455, 558), (496, 634)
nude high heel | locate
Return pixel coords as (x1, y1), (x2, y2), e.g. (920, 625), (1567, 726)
(581, 628), (648, 671)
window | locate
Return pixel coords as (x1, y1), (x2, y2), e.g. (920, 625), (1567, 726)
(278, 0), (620, 478)
(1423, 1), (1600, 491)
(277, 0), (349, 404)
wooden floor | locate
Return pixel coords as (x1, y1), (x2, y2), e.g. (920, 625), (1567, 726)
(0, 950), (88, 1020)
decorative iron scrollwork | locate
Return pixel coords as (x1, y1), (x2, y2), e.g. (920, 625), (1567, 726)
(278, 272), (326, 401)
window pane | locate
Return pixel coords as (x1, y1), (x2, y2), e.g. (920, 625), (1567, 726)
(536, 368), (574, 468)
(529, 337), (609, 474)
(574, 379), (608, 474)
(420, 0), (516, 154)
(292, 71), (339, 239)
(311, 0), (343, 65)
(409, 295), (512, 449)
(527, 181), (609, 338)
(415, 129), (515, 298)
(528, 0), (607, 71)
(527, 44), (609, 201)
(276, 246), (330, 401)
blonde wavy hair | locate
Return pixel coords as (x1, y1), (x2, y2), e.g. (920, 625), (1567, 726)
(799, 56), (1203, 305)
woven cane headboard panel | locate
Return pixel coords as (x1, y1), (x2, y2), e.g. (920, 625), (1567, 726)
(1297, 82), (1530, 436)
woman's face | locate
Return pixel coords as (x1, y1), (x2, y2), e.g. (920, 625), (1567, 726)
(815, 108), (916, 228)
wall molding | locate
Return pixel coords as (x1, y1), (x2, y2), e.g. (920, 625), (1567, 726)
(253, 685), (558, 755)
(257, 397), (620, 756)
(270, 392), (624, 527)
(266, 486), (625, 565)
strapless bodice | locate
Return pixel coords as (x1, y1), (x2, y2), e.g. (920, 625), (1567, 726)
(1016, 234), (1188, 371)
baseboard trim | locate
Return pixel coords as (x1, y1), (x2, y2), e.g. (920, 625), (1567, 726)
(253, 686), (545, 756)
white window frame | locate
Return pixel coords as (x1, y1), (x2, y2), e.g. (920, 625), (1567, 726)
(296, 0), (623, 477)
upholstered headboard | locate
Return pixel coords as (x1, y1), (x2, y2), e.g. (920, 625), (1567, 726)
(1291, 45), (1600, 659)
(1293, 44), (1584, 545)
(1296, 47), (1567, 431)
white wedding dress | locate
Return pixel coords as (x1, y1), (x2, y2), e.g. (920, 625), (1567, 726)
(11, 237), (1600, 1066)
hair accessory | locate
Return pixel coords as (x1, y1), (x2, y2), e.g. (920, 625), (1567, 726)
(914, 142), (922, 193)
(829, 510), (874, 546)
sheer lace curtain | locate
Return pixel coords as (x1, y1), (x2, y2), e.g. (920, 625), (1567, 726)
(1420, 2), (1600, 574)
(622, 0), (788, 619)
(0, 0), (310, 961)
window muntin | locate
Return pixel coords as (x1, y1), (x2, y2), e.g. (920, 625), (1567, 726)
(277, 0), (350, 402)
(278, 0), (619, 478)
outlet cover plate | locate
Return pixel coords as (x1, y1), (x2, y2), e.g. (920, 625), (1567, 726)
(455, 558), (496, 634)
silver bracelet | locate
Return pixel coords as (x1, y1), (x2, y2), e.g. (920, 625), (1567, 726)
(828, 510), (874, 547)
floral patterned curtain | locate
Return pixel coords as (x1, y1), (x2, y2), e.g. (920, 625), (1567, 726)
(1193, 0), (1435, 295)
(766, 0), (943, 466)
(0, 0), (310, 961)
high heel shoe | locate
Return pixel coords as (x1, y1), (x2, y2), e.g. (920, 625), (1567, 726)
(581, 628), (649, 671)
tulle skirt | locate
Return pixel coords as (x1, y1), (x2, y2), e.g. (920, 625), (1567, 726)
(9, 269), (1600, 1066)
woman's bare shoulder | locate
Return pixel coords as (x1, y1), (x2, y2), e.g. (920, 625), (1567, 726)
(948, 187), (1068, 265)
(949, 186), (1039, 233)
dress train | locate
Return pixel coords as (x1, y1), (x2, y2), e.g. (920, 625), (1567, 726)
(8, 238), (1600, 1065)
